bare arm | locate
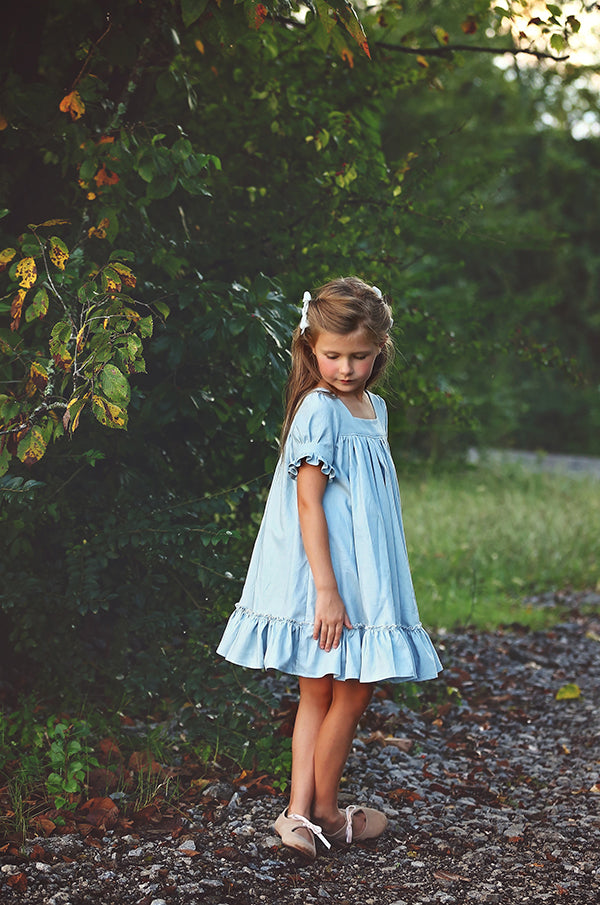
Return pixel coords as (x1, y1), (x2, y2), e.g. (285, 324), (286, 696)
(296, 462), (353, 652)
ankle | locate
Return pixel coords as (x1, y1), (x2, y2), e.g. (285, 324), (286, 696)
(311, 806), (343, 828)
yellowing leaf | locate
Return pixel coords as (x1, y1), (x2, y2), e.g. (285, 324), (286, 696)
(0, 113), (7, 130)
(0, 248), (17, 271)
(10, 289), (26, 332)
(17, 426), (48, 466)
(54, 350), (73, 371)
(25, 362), (49, 397)
(28, 219), (70, 228)
(195, 38), (205, 54)
(76, 326), (86, 353)
(102, 267), (121, 293)
(110, 262), (136, 287)
(555, 683), (581, 701)
(15, 257), (37, 289)
(88, 217), (110, 239)
(417, 55), (429, 68)
(65, 393), (89, 433)
(48, 236), (69, 270)
(59, 90), (85, 120)
(92, 394), (128, 429)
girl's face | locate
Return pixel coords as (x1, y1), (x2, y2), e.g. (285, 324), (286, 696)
(310, 328), (384, 399)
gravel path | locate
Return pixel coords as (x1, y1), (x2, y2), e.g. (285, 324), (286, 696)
(2, 593), (599, 905)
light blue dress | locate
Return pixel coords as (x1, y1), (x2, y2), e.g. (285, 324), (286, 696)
(217, 389), (442, 683)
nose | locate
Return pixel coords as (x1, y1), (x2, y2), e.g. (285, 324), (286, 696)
(339, 358), (353, 375)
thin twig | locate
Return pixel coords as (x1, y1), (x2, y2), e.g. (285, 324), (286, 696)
(375, 41), (569, 62)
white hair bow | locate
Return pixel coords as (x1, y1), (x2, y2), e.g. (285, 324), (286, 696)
(299, 291), (311, 334)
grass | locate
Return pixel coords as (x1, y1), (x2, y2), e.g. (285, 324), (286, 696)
(399, 461), (600, 631)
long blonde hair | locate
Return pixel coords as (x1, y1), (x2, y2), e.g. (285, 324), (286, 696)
(280, 277), (394, 450)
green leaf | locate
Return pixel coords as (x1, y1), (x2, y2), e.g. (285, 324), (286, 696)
(181, 0), (209, 28)
(99, 364), (130, 405)
(546, 4), (562, 17)
(550, 33), (566, 52)
(25, 287), (49, 321)
(109, 249), (135, 263)
(154, 301), (170, 319)
(138, 316), (153, 338)
(0, 445), (11, 477)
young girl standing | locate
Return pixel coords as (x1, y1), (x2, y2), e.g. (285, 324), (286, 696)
(217, 277), (442, 860)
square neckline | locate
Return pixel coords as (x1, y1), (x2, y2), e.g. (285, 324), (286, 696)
(311, 387), (377, 420)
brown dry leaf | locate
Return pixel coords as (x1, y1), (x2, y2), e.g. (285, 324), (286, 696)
(78, 797), (119, 829)
(7, 872), (28, 892)
(28, 843), (48, 861)
(29, 816), (56, 836)
(388, 787), (422, 804)
(190, 777), (212, 792)
(99, 737), (123, 764)
(128, 750), (164, 777)
(364, 730), (413, 752)
(94, 164), (119, 186)
(434, 869), (471, 883)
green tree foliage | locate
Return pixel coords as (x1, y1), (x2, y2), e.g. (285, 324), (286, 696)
(0, 1), (596, 701)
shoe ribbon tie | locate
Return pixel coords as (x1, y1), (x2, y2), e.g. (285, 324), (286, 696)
(343, 805), (358, 843)
(289, 813), (332, 849)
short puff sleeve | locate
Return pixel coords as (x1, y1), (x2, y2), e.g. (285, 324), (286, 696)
(286, 391), (337, 481)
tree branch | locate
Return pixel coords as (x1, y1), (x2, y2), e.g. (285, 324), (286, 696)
(374, 41), (569, 63)
(271, 13), (570, 63)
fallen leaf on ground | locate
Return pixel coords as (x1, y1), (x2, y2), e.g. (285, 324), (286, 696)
(78, 797), (119, 829)
(434, 869), (471, 882)
(555, 683), (581, 700)
(364, 730), (413, 751)
(7, 873), (28, 892)
(29, 816), (56, 836)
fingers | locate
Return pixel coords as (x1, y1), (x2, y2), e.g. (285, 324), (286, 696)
(313, 618), (351, 652)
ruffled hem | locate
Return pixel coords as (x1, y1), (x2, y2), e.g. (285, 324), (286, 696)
(288, 450), (335, 481)
(216, 606), (443, 684)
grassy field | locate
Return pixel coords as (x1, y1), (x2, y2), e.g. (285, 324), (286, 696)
(399, 461), (600, 631)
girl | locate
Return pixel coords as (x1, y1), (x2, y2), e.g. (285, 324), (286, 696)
(217, 277), (442, 860)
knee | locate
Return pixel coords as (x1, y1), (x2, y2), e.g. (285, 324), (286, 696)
(299, 676), (334, 711)
(333, 680), (374, 718)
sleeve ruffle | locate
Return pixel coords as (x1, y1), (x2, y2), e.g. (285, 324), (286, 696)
(288, 451), (335, 480)
(216, 606), (443, 684)
(286, 391), (337, 481)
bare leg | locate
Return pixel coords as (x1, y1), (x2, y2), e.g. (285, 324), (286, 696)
(311, 679), (374, 834)
(287, 676), (334, 837)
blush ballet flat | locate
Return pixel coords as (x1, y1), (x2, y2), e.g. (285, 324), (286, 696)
(322, 804), (388, 847)
(274, 808), (332, 861)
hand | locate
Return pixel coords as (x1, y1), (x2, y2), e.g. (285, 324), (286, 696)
(313, 589), (353, 652)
